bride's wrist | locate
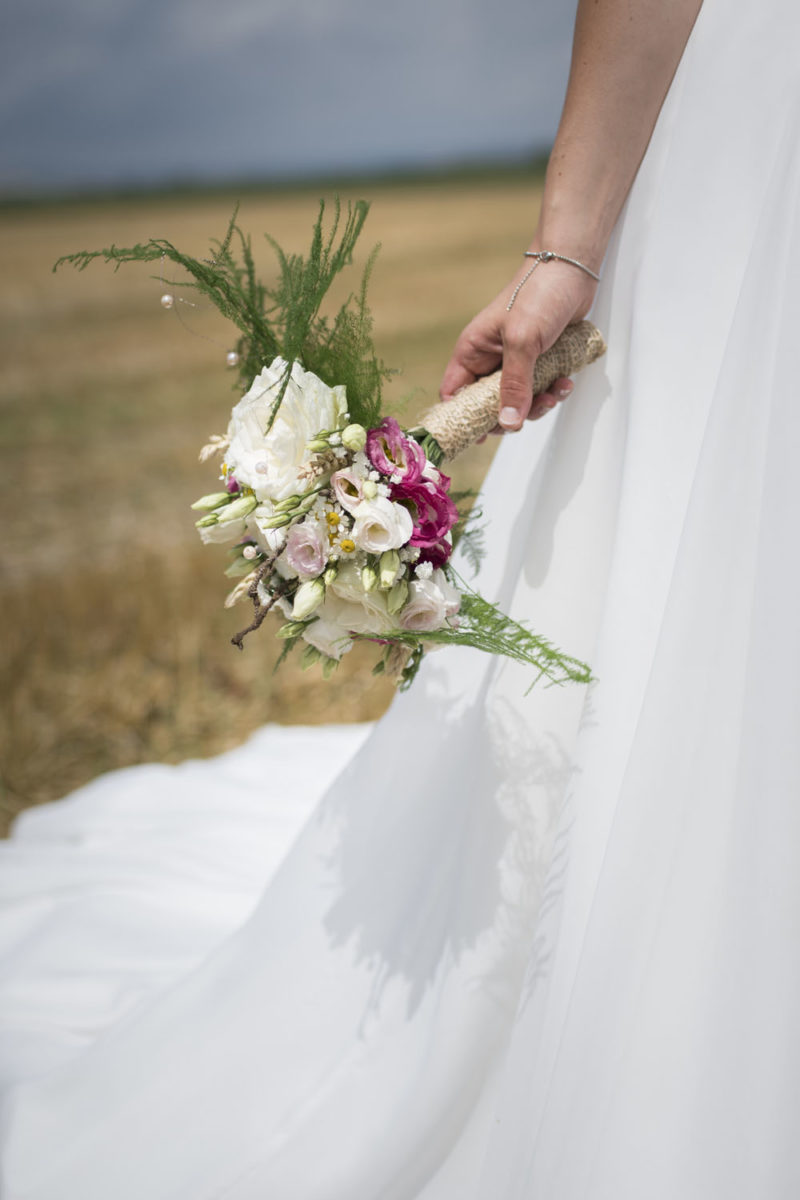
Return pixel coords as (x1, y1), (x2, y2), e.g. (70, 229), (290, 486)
(532, 192), (619, 278)
(527, 225), (607, 281)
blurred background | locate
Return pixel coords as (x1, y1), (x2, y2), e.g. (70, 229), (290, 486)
(0, 0), (578, 831)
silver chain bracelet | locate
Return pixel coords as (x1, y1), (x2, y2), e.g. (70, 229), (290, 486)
(506, 250), (601, 311)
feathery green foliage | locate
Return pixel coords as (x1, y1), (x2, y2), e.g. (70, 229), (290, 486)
(54, 199), (390, 430)
(362, 572), (593, 692)
(448, 490), (486, 576)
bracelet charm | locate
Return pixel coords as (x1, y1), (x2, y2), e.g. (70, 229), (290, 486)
(506, 250), (601, 311)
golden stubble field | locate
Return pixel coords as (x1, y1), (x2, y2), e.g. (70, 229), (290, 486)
(0, 177), (544, 833)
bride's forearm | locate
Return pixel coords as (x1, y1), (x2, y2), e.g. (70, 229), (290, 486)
(535, 0), (704, 268)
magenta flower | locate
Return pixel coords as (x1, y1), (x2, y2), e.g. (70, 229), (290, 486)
(366, 418), (426, 484)
(226, 475), (241, 494)
(418, 536), (453, 568)
(392, 479), (458, 548)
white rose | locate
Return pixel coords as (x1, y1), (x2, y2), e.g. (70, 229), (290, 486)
(225, 357), (347, 502)
(351, 497), (413, 553)
(301, 618), (353, 661)
(328, 564), (393, 631)
(319, 586), (395, 638)
(328, 562), (366, 604)
(398, 570), (461, 632)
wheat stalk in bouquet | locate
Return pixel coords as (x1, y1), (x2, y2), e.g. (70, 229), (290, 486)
(56, 201), (604, 691)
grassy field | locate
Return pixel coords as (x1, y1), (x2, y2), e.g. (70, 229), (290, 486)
(0, 176), (544, 833)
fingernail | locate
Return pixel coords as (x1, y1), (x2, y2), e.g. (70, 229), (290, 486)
(499, 406), (520, 429)
(557, 384), (573, 399)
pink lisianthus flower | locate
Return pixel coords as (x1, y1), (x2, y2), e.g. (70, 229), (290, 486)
(392, 478), (458, 548)
(330, 467), (365, 514)
(285, 520), (328, 579)
(366, 418), (426, 484)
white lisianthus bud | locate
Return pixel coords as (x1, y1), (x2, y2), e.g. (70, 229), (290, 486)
(274, 494), (302, 512)
(191, 491), (234, 511)
(341, 423), (367, 451)
(218, 494), (258, 522)
(261, 512), (293, 529)
(292, 577), (326, 621)
(362, 479), (378, 500)
(379, 550), (401, 589)
(361, 564), (379, 592)
(277, 621), (308, 639)
(199, 516), (247, 545)
(195, 513), (219, 528)
(387, 577), (409, 615)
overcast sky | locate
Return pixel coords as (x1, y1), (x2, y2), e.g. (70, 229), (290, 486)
(1, 0), (578, 194)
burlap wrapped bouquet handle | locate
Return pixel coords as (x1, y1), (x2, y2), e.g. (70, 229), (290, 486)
(420, 319), (606, 462)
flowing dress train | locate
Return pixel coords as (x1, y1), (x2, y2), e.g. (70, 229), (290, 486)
(2, 0), (800, 1195)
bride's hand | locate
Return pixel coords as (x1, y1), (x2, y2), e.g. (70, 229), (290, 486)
(439, 258), (599, 431)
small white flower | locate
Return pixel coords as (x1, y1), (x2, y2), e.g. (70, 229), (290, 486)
(415, 561), (434, 580)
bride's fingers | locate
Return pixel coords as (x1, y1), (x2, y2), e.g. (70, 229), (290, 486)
(439, 325), (503, 400)
(439, 358), (476, 402)
(526, 376), (573, 421)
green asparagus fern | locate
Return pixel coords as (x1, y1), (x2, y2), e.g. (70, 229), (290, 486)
(54, 198), (390, 431)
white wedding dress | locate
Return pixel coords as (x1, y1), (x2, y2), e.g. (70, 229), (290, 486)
(3, 1), (800, 1196)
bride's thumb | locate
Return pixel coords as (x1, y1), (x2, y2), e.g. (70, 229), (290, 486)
(498, 347), (536, 430)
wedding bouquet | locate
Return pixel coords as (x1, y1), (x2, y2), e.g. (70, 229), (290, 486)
(57, 201), (603, 690)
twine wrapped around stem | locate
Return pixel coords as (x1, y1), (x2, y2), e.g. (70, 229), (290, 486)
(419, 320), (606, 462)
